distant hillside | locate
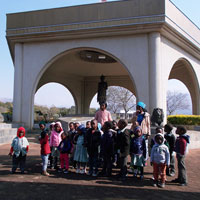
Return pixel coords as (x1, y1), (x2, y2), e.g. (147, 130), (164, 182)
(0, 101), (13, 113)
(0, 98), (12, 103)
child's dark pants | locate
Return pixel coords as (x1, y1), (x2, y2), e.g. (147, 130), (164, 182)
(89, 154), (98, 174)
(12, 153), (26, 173)
(120, 156), (128, 178)
(102, 154), (113, 176)
(177, 154), (187, 184)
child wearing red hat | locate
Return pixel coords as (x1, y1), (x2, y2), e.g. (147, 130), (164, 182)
(9, 127), (29, 174)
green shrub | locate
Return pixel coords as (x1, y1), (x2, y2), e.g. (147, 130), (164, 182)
(167, 115), (200, 125)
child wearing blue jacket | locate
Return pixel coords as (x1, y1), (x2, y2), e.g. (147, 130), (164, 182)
(58, 132), (72, 173)
(130, 126), (146, 180)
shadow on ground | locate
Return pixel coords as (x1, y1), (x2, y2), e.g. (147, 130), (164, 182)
(0, 180), (199, 200)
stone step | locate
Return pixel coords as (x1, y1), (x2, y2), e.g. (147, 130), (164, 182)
(0, 128), (17, 145)
(0, 123), (24, 130)
(0, 123), (12, 129)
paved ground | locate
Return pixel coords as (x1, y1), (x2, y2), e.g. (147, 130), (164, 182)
(0, 133), (200, 200)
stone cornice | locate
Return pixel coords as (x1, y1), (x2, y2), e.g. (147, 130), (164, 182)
(6, 14), (165, 37)
(6, 14), (166, 61)
(6, 14), (200, 61)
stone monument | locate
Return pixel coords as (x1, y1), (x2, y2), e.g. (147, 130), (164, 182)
(151, 108), (164, 127)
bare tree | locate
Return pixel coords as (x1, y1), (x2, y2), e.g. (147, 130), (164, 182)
(167, 91), (190, 115)
(107, 86), (136, 119)
(106, 87), (120, 114)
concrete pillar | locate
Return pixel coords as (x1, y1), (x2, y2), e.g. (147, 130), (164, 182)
(84, 78), (99, 115)
(81, 79), (86, 114)
(80, 78), (95, 115)
(148, 32), (163, 114)
(13, 43), (23, 123)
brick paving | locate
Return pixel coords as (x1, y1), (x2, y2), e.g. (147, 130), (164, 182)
(0, 133), (200, 200)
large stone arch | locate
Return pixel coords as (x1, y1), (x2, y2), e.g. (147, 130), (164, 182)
(28, 46), (138, 127)
(168, 58), (200, 114)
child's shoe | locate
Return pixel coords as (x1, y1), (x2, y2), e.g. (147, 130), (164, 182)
(58, 168), (63, 173)
(139, 175), (144, 180)
(153, 180), (158, 187)
(64, 169), (69, 174)
(92, 172), (98, 177)
(76, 168), (80, 174)
(54, 166), (58, 170)
(87, 171), (93, 176)
(171, 178), (180, 183)
(42, 171), (50, 176)
(179, 182), (187, 186)
(80, 168), (86, 174)
(158, 182), (165, 188)
(133, 173), (137, 178)
(169, 172), (175, 177)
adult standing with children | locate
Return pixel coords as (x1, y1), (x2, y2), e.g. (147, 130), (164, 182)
(131, 102), (151, 138)
(95, 102), (112, 126)
(131, 102), (151, 159)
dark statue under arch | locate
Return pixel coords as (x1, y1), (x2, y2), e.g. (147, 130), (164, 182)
(97, 75), (108, 105)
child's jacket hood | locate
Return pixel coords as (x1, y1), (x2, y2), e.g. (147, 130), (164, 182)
(17, 127), (26, 138)
(55, 121), (63, 132)
(181, 134), (190, 144)
(154, 133), (165, 145)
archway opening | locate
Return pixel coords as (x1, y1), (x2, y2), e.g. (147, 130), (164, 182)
(167, 79), (192, 115)
(168, 58), (198, 115)
(34, 82), (75, 123)
(89, 86), (137, 120)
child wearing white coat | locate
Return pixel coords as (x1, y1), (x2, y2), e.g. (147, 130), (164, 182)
(150, 133), (170, 188)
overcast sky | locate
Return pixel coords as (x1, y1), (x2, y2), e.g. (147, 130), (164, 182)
(0, 0), (199, 109)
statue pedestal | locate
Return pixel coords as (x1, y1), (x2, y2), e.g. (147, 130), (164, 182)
(150, 126), (157, 135)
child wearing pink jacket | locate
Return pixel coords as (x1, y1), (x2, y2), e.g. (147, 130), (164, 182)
(50, 122), (63, 170)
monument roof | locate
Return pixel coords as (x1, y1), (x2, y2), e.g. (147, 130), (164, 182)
(6, 0), (200, 60)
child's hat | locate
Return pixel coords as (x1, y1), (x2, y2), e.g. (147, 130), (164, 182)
(39, 121), (46, 126)
(137, 102), (146, 109)
(77, 124), (86, 133)
(55, 121), (63, 131)
(154, 133), (164, 143)
(17, 127), (26, 137)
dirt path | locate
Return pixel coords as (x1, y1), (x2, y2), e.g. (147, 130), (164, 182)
(0, 134), (200, 200)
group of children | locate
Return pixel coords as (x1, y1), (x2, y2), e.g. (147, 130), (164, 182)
(150, 124), (190, 187)
(9, 119), (190, 188)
